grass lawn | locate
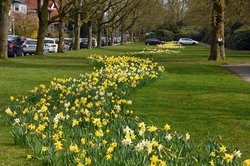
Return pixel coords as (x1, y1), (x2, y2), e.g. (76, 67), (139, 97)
(0, 43), (250, 165)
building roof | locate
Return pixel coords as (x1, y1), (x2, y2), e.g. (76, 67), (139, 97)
(24, 0), (58, 12)
(13, 0), (24, 4)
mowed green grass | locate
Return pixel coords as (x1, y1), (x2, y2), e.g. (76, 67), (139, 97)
(0, 43), (250, 165)
(129, 45), (250, 161)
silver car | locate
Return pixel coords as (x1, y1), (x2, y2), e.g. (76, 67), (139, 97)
(22, 39), (49, 55)
(178, 38), (198, 45)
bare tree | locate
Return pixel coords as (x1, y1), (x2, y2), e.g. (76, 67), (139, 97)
(49, 0), (75, 53)
(94, 0), (128, 47)
(0, 0), (11, 59)
(163, 0), (188, 26)
(113, 0), (165, 44)
(70, 0), (98, 50)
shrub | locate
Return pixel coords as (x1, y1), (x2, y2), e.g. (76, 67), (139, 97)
(177, 26), (203, 41)
(147, 30), (174, 41)
(227, 25), (250, 50)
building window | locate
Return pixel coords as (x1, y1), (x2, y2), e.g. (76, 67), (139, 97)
(14, 4), (19, 11)
(13, 4), (27, 14)
(20, 5), (27, 13)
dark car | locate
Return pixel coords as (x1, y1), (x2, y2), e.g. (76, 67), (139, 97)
(80, 38), (97, 48)
(8, 35), (24, 57)
(64, 38), (73, 50)
(101, 37), (107, 46)
(145, 38), (164, 45)
(80, 38), (88, 49)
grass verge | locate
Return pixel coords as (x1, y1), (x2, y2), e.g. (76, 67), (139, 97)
(0, 43), (249, 164)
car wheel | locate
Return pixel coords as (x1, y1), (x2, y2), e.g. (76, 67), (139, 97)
(13, 52), (17, 57)
(192, 42), (196, 45)
(20, 51), (24, 56)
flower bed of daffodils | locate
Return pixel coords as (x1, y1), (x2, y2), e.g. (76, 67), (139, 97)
(4, 55), (243, 165)
(128, 42), (184, 56)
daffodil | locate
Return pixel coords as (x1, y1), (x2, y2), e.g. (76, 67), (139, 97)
(150, 155), (159, 164)
(243, 159), (250, 166)
(85, 157), (91, 165)
(224, 153), (234, 163)
(69, 144), (80, 153)
(164, 123), (171, 131)
(148, 126), (158, 132)
(55, 141), (63, 151)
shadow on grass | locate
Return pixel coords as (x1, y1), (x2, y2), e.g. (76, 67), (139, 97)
(0, 60), (93, 70)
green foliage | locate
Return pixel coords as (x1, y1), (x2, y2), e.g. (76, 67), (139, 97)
(226, 25), (250, 50)
(177, 26), (203, 41)
(147, 29), (174, 41)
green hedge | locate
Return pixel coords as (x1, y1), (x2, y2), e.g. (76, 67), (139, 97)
(226, 25), (250, 50)
(147, 29), (174, 41)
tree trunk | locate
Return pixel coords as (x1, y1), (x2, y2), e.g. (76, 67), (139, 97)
(58, 19), (64, 53)
(73, 14), (80, 50)
(130, 30), (134, 43)
(97, 24), (102, 47)
(87, 21), (92, 49)
(36, 0), (49, 55)
(57, 0), (64, 53)
(110, 28), (114, 46)
(121, 27), (125, 45)
(209, 0), (225, 61)
(0, 0), (11, 59)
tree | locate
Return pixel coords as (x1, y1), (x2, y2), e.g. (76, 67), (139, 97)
(94, 0), (128, 47)
(49, 0), (76, 53)
(70, 0), (97, 50)
(129, 0), (166, 42)
(36, 0), (49, 55)
(0, 0), (11, 59)
(163, 0), (188, 26)
(209, 0), (225, 61)
(14, 13), (39, 38)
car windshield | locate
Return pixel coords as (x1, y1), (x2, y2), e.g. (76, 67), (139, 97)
(45, 40), (54, 44)
(26, 40), (37, 45)
(81, 38), (87, 42)
(64, 39), (71, 43)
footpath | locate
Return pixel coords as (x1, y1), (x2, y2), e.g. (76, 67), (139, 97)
(224, 64), (250, 83)
(199, 43), (250, 83)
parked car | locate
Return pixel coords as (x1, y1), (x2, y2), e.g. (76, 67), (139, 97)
(22, 39), (49, 55)
(44, 38), (58, 52)
(80, 38), (97, 48)
(145, 38), (165, 45)
(54, 38), (72, 51)
(177, 38), (198, 45)
(8, 35), (24, 57)
(113, 37), (121, 44)
(92, 38), (97, 48)
(101, 37), (112, 46)
(64, 38), (73, 50)
(80, 38), (88, 49)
